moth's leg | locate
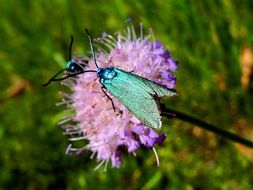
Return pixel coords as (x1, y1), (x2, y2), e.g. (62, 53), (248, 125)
(101, 86), (116, 112)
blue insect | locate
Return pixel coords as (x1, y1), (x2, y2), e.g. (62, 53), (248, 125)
(43, 36), (89, 86)
(44, 29), (177, 129)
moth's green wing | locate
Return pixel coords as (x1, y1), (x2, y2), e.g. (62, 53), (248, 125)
(114, 68), (177, 97)
(103, 76), (162, 129)
(102, 68), (177, 129)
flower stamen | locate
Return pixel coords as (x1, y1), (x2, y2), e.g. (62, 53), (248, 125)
(152, 147), (160, 167)
(93, 160), (106, 171)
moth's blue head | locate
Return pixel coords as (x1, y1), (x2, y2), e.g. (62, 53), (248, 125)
(97, 67), (117, 81)
(66, 60), (85, 73)
(66, 60), (75, 72)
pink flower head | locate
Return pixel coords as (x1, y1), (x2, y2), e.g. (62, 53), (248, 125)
(60, 25), (177, 170)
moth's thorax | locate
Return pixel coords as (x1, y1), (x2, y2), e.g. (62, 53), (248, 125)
(97, 67), (117, 84)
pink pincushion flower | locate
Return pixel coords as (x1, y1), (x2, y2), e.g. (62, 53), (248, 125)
(61, 25), (177, 170)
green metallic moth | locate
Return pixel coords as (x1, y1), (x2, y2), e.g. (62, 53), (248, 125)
(97, 67), (177, 129)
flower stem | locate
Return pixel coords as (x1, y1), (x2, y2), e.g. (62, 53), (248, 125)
(162, 107), (253, 149)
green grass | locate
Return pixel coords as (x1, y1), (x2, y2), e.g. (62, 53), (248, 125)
(1, 0), (253, 189)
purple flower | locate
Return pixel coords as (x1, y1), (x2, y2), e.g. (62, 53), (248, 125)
(118, 128), (141, 152)
(60, 25), (177, 170)
(111, 150), (122, 168)
(131, 125), (167, 148)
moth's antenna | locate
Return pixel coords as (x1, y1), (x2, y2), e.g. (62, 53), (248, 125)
(43, 69), (97, 85)
(85, 29), (99, 69)
(42, 68), (66, 86)
(43, 35), (74, 86)
(69, 35), (74, 60)
(43, 34), (98, 86)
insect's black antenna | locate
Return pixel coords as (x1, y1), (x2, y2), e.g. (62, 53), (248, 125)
(43, 35), (74, 87)
(69, 35), (74, 60)
(42, 68), (66, 86)
(85, 29), (99, 69)
(43, 69), (97, 86)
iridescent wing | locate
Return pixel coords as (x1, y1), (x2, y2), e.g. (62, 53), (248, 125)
(102, 68), (177, 129)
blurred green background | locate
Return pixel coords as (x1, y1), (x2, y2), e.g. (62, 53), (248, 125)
(1, 0), (253, 189)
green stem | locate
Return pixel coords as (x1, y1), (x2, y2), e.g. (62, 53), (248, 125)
(162, 107), (253, 149)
